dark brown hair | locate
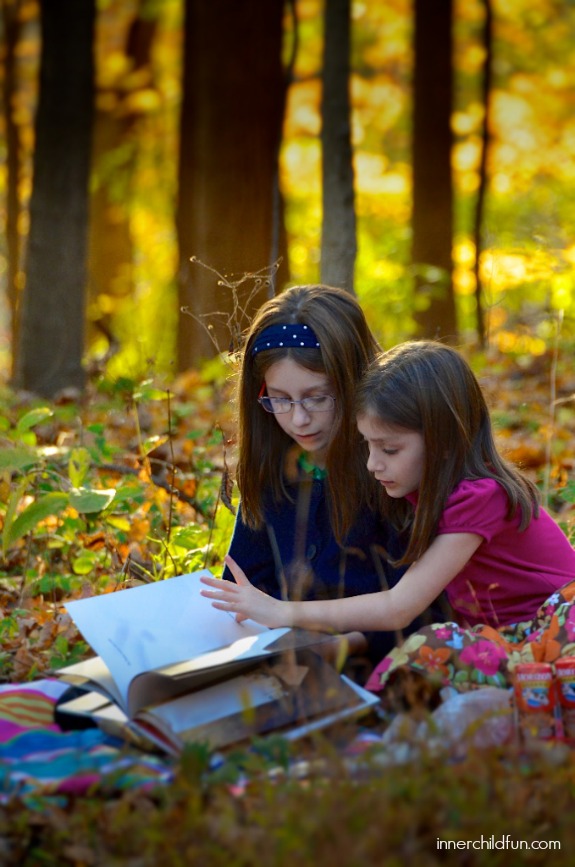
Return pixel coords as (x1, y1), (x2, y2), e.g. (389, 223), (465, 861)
(236, 284), (381, 538)
(356, 340), (540, 564)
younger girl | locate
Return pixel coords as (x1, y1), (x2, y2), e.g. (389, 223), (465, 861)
(203, 341), (575, 690)
(222, 287), (437, 670)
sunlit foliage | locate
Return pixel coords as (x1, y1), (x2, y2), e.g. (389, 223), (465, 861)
(1, 0), (575, 372)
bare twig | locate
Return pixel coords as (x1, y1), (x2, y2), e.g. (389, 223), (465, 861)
(543, 310), (564, 507)
(180, 257), (282, 358)
(202, 424), (236, 570)
(165, 388), (175, 551)
(95, 460), (214, 519)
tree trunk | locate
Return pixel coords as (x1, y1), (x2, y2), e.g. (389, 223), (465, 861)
(320, 0), (356, 293)
(412, 0), (457, 340)
(2, 0), (24, 379)
(14, 0), (95, 397)
(176, 0), (289, 368)
(473, 0), (493, 347)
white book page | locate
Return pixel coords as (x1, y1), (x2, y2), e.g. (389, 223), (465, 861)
(59, 655), (123, 707)
(141, 671), (286, 734)
(64, 571), (286, 710)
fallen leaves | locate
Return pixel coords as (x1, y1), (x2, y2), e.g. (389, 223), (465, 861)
(1, 349), (574, 685)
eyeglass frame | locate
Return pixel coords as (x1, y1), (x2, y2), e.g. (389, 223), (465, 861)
(257, 383), (336, 415)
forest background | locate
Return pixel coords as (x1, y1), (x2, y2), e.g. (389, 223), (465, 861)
(2, 0), (575, 389)
(2, 0), (575, 862)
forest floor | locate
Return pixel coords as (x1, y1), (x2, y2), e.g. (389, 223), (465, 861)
(1, 348), (575, 864)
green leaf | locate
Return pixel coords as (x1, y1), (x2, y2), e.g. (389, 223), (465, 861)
(68, 447), (91, 488)
(2, 478), (29, 555)
(141, 434), (169, 456)
(0, 447), (38, 473)
(105, 515), (132, 532)
(70, 487), (116, 514)
(132, 380), (168, 402)
(32, 573), (73, 595)
(135, 387), (169, 402)
(3, 492), (69, 552)
(16, 407), (53, 432)
(72, 550), (99, 575)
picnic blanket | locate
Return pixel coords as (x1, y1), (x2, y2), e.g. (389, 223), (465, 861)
(0, 679), (174, 803)
(366, 579), (575, 696)
(12, 576), (574, 803)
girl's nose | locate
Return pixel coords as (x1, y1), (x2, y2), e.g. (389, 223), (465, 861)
(366, 449), (382, 473)
(291, 402), (311, 425)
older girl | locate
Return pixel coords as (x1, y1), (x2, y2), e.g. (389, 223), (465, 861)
(222, 288), (438, 671)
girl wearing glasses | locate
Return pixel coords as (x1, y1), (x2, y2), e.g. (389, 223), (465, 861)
(223, 285), (437, 672)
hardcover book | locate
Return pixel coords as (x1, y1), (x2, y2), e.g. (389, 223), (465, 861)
(56, 571), (378, 754)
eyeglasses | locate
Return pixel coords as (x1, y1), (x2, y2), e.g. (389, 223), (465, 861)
(258, 394), (336, 414)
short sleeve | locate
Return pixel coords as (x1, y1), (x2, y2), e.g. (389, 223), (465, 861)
(437, 478), (511, 543)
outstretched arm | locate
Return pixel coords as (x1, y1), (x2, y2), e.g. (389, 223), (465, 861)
(201, 532), (483, 632)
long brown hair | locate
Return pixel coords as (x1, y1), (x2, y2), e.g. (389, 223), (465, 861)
(356, 340), (540, 564)
(236, 285), (381, 538)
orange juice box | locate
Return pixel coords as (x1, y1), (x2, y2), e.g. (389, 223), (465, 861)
(513, 662), (557, 742)
(555, 657), (575, 742)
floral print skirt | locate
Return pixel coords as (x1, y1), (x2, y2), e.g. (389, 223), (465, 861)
(365, 580), (575, 695)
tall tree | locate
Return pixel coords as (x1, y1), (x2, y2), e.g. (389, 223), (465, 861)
(176, 0), (289, 368)
(320, 0), (356, 293)
(14, 0), (95, 396)
(1, 0), (24, 378)
(473, 0), (493, 347)
(411, 0), (457, 340)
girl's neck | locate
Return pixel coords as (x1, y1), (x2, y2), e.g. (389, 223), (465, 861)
(298, 450), (327, 479)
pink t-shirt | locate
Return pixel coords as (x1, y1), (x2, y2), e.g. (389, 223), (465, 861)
(421, 478), (575, 627)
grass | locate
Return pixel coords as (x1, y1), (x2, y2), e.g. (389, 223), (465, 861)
(1, 737), (574, 865)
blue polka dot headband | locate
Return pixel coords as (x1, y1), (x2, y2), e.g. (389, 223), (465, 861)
(251, 323), (320, 355)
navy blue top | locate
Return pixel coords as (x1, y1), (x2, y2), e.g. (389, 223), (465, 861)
(223, 472), (442, 667)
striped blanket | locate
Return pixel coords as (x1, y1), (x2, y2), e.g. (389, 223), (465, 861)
(0, 680), (174, 803)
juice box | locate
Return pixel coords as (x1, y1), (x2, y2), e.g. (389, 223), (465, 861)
(513, 662), (556, 742)
(555, 657), (575, 741)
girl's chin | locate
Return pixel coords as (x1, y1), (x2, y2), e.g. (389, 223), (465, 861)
(379, 482), (402, 497)
(299, 440), (327, 460)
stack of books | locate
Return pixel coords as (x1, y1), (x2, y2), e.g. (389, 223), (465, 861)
(56, 571), (378, 755)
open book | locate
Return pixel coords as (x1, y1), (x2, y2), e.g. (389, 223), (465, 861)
(56, 571), (379, 754)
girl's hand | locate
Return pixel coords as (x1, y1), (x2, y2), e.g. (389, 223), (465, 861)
(200, 555), (293, 629)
